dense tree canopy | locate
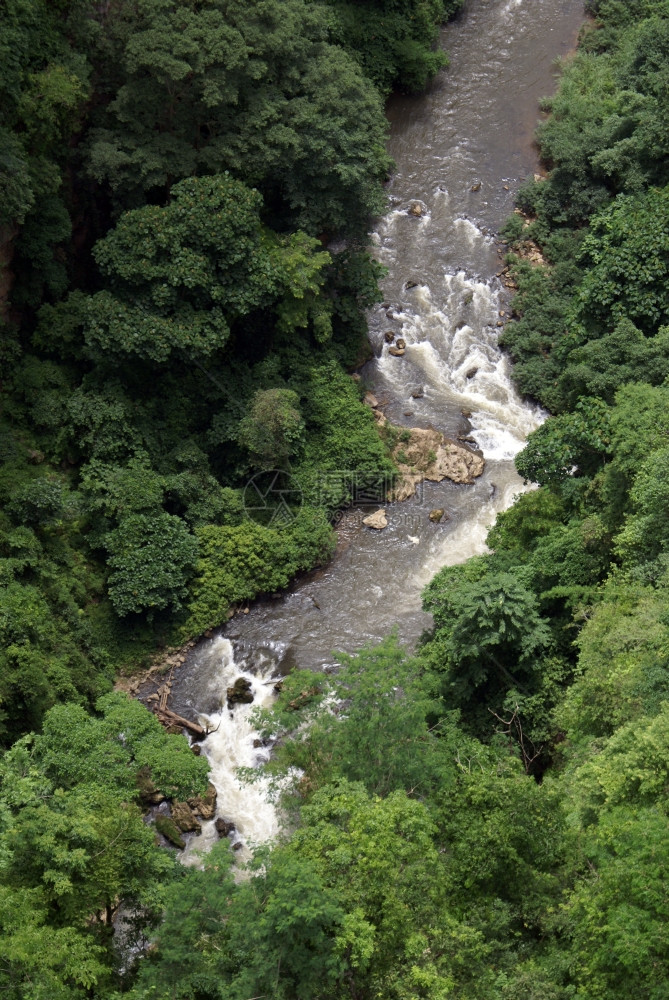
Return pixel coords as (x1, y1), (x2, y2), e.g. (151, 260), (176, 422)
(4, 1), (669, 999)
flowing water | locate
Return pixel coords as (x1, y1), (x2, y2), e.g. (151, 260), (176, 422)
(170, 0), (585, 861)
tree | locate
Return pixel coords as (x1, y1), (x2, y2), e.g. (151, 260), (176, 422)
(575, 186), (669, 336)
(238, 388), (305, 468)
(515, 397), (611, 487)
(87, 0), (390, 234)
(104, 511), (198, 616)
(83, 174), (332, 364)
(614, 445), (669, 574)
(421, 560), (553, 739)
(558, 574), (669, 740)
(34, 693), (210, 801)
(0, 0), (90, 305)
(0, 696), (208, 992)
(558, 319), (669, 406)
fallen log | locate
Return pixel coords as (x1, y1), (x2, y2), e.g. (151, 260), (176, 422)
(154, 706), (207, 738)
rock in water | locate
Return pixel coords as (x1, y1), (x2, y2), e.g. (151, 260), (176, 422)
(396, 338), (406, 350)
(364, 392), (379, 408)
(227, 676), (254, 707)
(429, 508), (447, 523)
(188, 782), (217, 821)
(215, 817), (236, 838)
(388, 346), (405, 357)
(363, 509), (388, 530)
(384, 330), (395, 343)
(387, 426), (485, 502)
(155, 815), (186, 849)
(171, 801), (202, 834)
(408, 201), (423, 217)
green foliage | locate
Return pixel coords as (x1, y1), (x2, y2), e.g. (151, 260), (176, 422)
(0, 0), (89, 304)
(421, 561), (553, 737)
(83, 174), (331, 363)
(614, 446), (669, 574)
(558, 318), (669, 406)
(575, 186), (669, 335)
(88, 0), (391, 234)
(0, 693), (207, 996)
(186, 507), (335, 635)
(558, 575), (669, 740)
(105, 512), (198, 617)
(515, 398), (611, 486)
(252, 635), (462, 801)
(239, 388), (305, 468)
(319, 0), (458, 94)
(34, 693), (209, 801)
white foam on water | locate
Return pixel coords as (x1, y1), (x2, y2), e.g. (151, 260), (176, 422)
(376, 268), (544, 458)
(453, 216), (492, 246)
(412, 477), (527, 591)
(179, 637), (280, 872)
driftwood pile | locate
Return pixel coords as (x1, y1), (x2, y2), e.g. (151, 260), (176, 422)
(146, 667), (209, 738)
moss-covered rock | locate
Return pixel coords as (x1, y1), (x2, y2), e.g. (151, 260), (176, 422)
(155, 814), (186, 849)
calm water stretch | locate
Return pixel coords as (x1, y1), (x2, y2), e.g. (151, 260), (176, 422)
(169, 0), (586, 862)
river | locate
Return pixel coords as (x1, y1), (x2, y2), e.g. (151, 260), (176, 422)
(170, 0), (585, 863)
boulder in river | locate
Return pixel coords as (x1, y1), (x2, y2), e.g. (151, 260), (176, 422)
(215, 817), (236, 838)
(363, 509), (388, 530)
(408, 201), (423, 217)
(171, 801), (202, 834)
(384, 330), (395, 343)
(429, 508), (447, 523)
(388, 425), (485, 501)
(227, 676), (254, 708)
(188, 782), (217, 821)
(396, 338), (406, 350)
(405, 279), (419, 289)
(364, 392), (379, 408)
(411, 386), (424, 399)
(388, 346), (405, 357)
(155, 814), (186, 849)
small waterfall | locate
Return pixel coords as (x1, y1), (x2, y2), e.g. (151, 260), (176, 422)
(179, 637), (280, 869)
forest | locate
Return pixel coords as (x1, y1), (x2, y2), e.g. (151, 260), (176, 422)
(1, 0), (668, 996)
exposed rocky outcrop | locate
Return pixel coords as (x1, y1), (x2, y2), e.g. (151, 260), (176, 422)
(384, 421), (484, 501)
(362, 508), (388, 530)
(188, 782), (217, 821)
(171, 801), (202, 834)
